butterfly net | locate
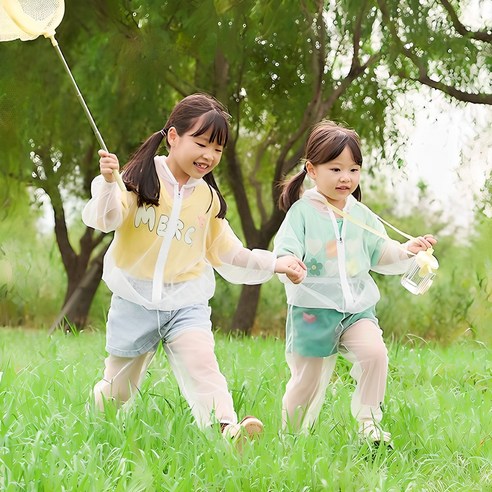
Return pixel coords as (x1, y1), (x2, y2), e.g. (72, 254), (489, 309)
(0, 0), (64, 42)
(0, 0), (126, 190)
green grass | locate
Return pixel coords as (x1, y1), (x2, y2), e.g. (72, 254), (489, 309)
(1, 328), (491, 491)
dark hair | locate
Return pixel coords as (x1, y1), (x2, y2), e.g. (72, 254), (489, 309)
(122, 93), (230, 218)
(278, 120), (363, 212)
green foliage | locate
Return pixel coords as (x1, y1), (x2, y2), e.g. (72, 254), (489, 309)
(0, 187), (53, 326)
(0, 235), (66, 328)
(0, 329), (491, 490)
(0, 0), (490, 332)
(379, 0), (489, 97)
(365, 195), (491, 344)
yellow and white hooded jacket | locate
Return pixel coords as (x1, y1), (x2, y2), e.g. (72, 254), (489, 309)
(82, 156), (276, 311)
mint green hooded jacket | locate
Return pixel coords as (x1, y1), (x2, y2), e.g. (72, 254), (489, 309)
(274, 188), (412, 313)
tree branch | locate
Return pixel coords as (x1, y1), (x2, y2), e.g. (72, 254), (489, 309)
(161, 71), (195, 98)
(350, 0), (369, 70)
(404, 73), (492, 104)
(322, 0), (381, 114)
(277, 1), (379, 188)
(250, 131), (275, 224)
(34, 147), (77, 273)
(377, 0), (492, 105)
(44, 183), (77, 273)
(216, 19), (262, 243)
(323, 52), (381, 114)
(275, 0), (327, 183)
(225, 144), (260, 243)
(438, 0), (492, 43)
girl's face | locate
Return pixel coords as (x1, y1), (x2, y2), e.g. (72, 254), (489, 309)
(166, 117), (224, 185)
(306, 146), (361, 208)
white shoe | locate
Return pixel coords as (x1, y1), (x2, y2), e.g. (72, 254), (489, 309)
(359, 422), (393, 448)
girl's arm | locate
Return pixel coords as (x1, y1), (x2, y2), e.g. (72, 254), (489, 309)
(365, 211), (412, 275)
(372, 234), (437, 275)
(362, 203), (438, 274)
(207, 219), (305, 284)
(273, 206), (307, 284)
(82, 151), (129, 233)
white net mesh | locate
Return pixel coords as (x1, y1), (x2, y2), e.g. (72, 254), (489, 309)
(0, 0), (126, 191)
(0, 0), (64, 41)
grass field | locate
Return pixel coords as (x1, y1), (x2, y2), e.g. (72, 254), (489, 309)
(0, 328), (491, 491)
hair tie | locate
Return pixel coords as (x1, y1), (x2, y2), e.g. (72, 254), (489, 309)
(159, 128), (167, 137)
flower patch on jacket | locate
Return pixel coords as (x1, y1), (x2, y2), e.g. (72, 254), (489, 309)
(306, 258), (323, 276)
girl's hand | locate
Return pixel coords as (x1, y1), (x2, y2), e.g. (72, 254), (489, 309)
(275, 255), (307, 284)
(406, 234), (437, 254)
(98, 149), (120, 183)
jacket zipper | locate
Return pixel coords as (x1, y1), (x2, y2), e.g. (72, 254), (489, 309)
(151, 185), (183, 303)
(328, 208), (355, 309)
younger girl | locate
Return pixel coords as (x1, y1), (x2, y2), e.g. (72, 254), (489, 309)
(274, 120), (436, 446)
(82, 93), (305, 442)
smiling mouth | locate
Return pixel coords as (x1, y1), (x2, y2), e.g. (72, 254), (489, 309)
(194, 162), (209, 171)
(336, 186), (351, 190)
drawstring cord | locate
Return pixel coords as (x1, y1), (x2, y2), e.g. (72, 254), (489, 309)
(323, 200), (416, 256)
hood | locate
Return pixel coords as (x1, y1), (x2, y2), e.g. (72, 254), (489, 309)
(154, 155), (203, 190)
(301, 187), (357, 212)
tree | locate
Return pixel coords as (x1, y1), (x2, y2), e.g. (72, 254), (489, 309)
(0, 0), (490, 333)
(1, 1), (170, 328)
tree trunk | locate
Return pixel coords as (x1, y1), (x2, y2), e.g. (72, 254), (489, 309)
(44, 174), (109, 331)
(228, 283), (263, 336)
(49, 245), (108, 333)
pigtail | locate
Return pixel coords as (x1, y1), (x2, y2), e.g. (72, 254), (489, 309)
(203, 172), (227, 218)
(278, 167), (307, 212)
(122, 131), (164, 207)
(352, 185), (362, 201)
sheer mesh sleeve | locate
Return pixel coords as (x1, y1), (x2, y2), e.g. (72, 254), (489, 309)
(371, 239), (412, 275)
(365, 213), (412, 275)
(207, 217), (276, 285)
(273, 206), (306, 285)
(82, 175), (130, 233)
(274, 206), (306, 258)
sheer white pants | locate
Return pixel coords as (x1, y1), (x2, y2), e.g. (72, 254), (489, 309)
(93, 329), (237, 428)
(282, 320), (388, 431)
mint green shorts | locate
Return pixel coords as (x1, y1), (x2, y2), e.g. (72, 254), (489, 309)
(286, 305), (378, 357)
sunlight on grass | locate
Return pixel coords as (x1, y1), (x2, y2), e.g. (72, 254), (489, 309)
(0, 328), (490, 491)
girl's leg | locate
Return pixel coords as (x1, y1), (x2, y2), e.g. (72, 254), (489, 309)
(164, 329), (237, 429)
(93, 352), (154, 411)
(338, 320), (388, 425)
(282, 353), (337, 432)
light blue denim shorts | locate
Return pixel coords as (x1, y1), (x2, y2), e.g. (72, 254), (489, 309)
(105, 295), (212, 357)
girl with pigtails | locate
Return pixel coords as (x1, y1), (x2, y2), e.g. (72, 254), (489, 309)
(82, 93), (306, 444)
(274, 120), (436, 447)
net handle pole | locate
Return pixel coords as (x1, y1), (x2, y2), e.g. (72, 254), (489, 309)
(48, 35), (126, 191)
